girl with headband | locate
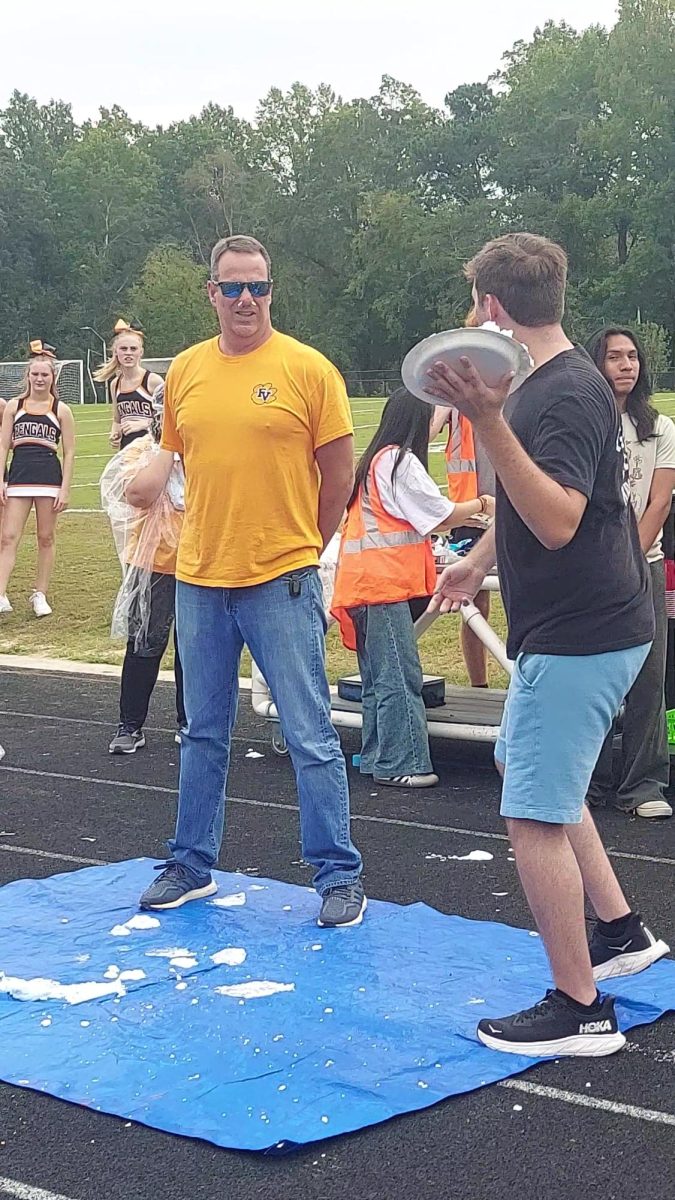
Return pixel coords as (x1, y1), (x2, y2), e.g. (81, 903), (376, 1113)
(94, 320), (163, 449)
(0, 347), (76, 617)
(100, 382), (186, 754)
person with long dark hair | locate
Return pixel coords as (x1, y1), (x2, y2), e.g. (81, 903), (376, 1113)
(332, 387), (494, 787)
(586, 326), (675, 819)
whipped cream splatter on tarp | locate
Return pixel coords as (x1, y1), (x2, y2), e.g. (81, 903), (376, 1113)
(425, 850), (493, 862)
(210, 892), (247, 908)
(0, 859), (671, 1152)
(211, 948), (247, 967)
(215, 981), (294, 1000)
(110, 914), (160, 937)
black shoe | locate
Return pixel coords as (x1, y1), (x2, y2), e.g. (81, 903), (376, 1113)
(109, 725), (146, 755)
(590, 913), (670, 982)
(139, 861), (217, 910)
(477, 990), (625, 1058)
(317, 881), (367, 928)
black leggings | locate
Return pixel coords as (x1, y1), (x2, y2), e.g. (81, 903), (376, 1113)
(119, 572), (185, 731)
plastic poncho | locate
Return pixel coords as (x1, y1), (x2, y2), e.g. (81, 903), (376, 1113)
(100, 435), (184, 651)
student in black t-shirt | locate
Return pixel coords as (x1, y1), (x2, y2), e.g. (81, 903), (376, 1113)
(426, 233), (668, 1059)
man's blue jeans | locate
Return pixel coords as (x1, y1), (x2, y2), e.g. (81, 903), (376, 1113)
(170, 568), (363, 895)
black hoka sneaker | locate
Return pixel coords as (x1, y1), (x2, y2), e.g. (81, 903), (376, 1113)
(477, 990), (625, 1058)
(317, 882), (367, 928)
(590, 913), (670, 982)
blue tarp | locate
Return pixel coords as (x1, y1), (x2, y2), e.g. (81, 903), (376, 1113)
(0, 858), (673, 1150)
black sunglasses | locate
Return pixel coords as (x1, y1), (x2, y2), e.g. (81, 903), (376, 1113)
(214, 280), (273, 299)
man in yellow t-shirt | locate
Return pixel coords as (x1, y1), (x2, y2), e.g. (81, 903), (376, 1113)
(140, 234), (365, 928)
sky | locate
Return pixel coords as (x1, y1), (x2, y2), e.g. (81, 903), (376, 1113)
(3, 0), (621, 127)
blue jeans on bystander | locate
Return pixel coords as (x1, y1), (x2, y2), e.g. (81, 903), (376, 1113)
(170, 568), (362, 895)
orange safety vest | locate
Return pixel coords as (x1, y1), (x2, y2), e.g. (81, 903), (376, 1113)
(444, 409), (478, 502)
(331, 446), (437, 651)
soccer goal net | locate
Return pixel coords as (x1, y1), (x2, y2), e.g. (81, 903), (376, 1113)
(0, 359), (85, 405)
(142, 357), (173, 377)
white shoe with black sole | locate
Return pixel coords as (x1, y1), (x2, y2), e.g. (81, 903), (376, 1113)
(590, 913), (670, 982)
(374, 773), (439, 789)
(477, 990), (625, 1058)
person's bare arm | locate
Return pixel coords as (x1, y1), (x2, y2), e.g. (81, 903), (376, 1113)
(109, 383), (121, 445)
(125, 449), (175, 508)
(429, 405), (449, 440)
(55, 403), (76, 512)
(638, 467), (675, 556)
(425, 359), (587, 552)
(0, 401), (17, 503)
(315, 434), (355, 551)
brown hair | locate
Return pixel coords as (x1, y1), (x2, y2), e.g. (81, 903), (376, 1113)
(17, 355), (60, 405)
(210, 234), (272, 279)
(463, 233), (567, 327)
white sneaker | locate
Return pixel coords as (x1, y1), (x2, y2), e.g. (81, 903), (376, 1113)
(635, 798), (673, 819)
(0, 595), (12, 614)
(30, 591), (52, 618)
(0, 744), (5, 762)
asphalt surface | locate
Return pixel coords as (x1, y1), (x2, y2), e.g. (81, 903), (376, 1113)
(0, 664), (674, 1200)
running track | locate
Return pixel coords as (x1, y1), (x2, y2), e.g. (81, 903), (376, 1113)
(0, 664), (673, 1200)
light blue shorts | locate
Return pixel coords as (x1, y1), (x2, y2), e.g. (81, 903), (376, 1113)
(495, 644), (651, 825)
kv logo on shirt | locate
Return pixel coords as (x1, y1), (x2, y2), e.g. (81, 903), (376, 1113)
(251, 383), (277, 405)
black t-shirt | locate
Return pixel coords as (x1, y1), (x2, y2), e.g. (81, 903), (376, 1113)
(496, 347), (654, 658)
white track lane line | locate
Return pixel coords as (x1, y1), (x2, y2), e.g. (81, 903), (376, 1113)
(0, 1179), (82, 1200)
(0, 706), (268, 744)
(0, 844), (103, 866)
(498, 1080), (675, 1126)
(1, 764), (674, 867)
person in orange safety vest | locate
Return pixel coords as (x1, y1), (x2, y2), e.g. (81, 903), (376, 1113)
(430, 305), (496, 687)
(332, 387), (494, 789)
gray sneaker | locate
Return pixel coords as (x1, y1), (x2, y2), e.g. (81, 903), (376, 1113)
(109, 725), (146, 755)
(140, 862), (217, 910)
(317, 881), (367, 928)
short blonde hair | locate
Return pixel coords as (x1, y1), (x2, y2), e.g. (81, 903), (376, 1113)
(210, 234), (272, 280)
(464, 233), (568, 327)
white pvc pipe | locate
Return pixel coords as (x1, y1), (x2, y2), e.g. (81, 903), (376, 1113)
(328, 707), (498, 742)
(461, 605), (513, 675)
(250, 575), (512, 737)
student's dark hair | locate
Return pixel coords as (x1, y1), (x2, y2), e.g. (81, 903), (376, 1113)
(348, 386), (432, 509)
(586, 326), (657, 442)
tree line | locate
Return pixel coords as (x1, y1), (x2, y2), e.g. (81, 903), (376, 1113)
(1, 0), (673, 390)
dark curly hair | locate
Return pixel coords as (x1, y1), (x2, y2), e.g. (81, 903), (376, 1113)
(586, 326), (657, 443)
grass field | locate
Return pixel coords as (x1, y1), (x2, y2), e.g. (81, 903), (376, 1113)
(2, 394), (674, 681)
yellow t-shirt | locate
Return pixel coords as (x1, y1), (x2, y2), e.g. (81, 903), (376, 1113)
(161, 331), (353, 587)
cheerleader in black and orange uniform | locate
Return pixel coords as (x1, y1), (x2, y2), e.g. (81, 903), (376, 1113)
(94, 320), (163, 449)
(0, 342), (76, 617)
